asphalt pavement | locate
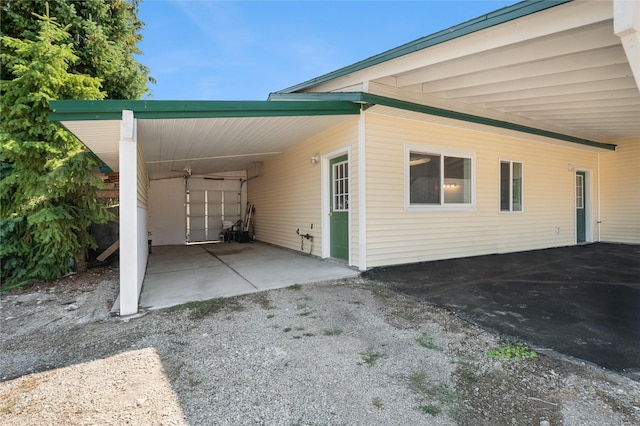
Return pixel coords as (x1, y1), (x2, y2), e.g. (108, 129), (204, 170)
(363, 243), (640, 379)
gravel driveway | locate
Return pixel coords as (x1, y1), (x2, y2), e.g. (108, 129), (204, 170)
(1, 268), (639, 425)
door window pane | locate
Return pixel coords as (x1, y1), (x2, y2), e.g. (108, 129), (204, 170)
(576, 175), (584, 209)
(333, 161), (349, 211)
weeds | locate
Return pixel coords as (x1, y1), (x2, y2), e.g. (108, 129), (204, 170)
(420, 405), (441, 416)
(360, 348), (384, 367)
(488, 341), (537, 361)
(415, 333), (443, 351)
(407, 371), (464, 418)
(322, 327), (343, 336)
(181, 297), (240, 319)
(491, 367), (509, 380)
(288, 284), (302, 290)
(372, 397), (384, 409)
(362, 280), (387, 295)
(454, 357), (479, 384)
(407, 372), (430, 394)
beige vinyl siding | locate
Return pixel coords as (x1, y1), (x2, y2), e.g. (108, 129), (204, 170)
(137, 143), (149, 208)
(365, 112), (600, 268)
(248, 118), (360, 264)
(599, 138), (640, 243)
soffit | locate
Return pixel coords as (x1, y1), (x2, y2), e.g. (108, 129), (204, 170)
(297, 0), (639, 141)
(62, 114), (355, 180)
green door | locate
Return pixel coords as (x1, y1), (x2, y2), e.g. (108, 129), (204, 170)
(576, 171), (586, 243)
(330, 155), (349, 260)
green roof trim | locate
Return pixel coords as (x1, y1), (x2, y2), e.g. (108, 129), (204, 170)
(358, 93), (616, 151)
(270, 92), (616, 151)
(49, 99), (362, 121)
(276, 0), (573, 94)
(50, 93), (616, 151)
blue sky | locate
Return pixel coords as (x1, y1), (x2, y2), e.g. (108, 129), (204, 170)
(137, 1), (519, 100)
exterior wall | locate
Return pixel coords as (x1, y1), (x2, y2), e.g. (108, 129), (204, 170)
(364, 112), (601, 268)
(136, 143), (149, 293)
(248, 118), (360, 265)
(148, 178), (185, 246)
(599, 138), (640, 243)
(148, 171), (247, 246)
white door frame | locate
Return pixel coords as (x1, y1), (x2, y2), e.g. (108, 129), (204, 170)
(575, 168), (593, 243)
(321, 147), (351, 264)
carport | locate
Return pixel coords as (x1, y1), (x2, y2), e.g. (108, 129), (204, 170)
(50, 100), (362, 315)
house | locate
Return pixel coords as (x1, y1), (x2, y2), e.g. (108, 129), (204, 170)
(50, 0), (640, 315)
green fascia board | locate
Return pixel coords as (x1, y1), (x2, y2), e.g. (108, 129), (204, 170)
(49, 99), (361, 121)
(268, 92), (366, 102)
(271, 92), (615, 151)
(276, 0), (573, 94)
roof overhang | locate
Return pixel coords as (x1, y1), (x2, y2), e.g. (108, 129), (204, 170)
(269, 92), (617, 151)
(50, 100), (361, 180)
(276, 0), (640, 143)
(50, 91), (616, 182)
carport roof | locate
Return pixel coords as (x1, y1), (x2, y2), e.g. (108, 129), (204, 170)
(50, 92), (617, 180)
(275, 0), (640, 143)
(50, 100), (362, 179)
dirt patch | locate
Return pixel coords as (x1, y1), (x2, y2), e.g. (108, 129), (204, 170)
(1, 270), (639, 425)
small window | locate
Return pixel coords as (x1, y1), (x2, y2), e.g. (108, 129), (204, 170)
(575, 174), (584, 209)
(333, 160), (349, 211)
(500, 160), (523, 212)
(407, 146), (474, 210)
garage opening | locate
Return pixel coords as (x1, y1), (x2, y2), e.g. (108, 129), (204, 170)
(148, 171), (247, 247)
(186, 187), (241, 244)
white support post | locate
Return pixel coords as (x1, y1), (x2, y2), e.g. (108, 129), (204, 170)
(119, 110), (139, 315)
(357, 108), (367, 271)
(614, 0), (640, 89)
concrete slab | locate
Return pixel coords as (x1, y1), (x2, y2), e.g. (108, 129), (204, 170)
(146, 245), (223, 274)
(139, 242), (359, 311)
(363, 243), (640, 378)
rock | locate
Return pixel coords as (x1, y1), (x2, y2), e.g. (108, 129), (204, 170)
(540, 421), (551, 426)
(65, 304), (79, 311)
(136, 398), (147, 407)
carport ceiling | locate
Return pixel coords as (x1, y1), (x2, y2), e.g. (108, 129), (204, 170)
(53, 101), (360, 180)
(278, 0), (640, 141)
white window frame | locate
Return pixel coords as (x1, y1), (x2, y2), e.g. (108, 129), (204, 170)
(499, 159), (524, 214)
(405, 144), (476, 212)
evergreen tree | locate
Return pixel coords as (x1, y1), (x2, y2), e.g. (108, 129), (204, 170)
(1, 0), (151, 99)
(0, 10), (110, 288)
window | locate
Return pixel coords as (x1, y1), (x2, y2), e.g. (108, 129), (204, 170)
(500, 160), (523, 212)
(407, 146), (474, 210)
(575, 174), (584, 209)
(333, 160), (349, 211)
